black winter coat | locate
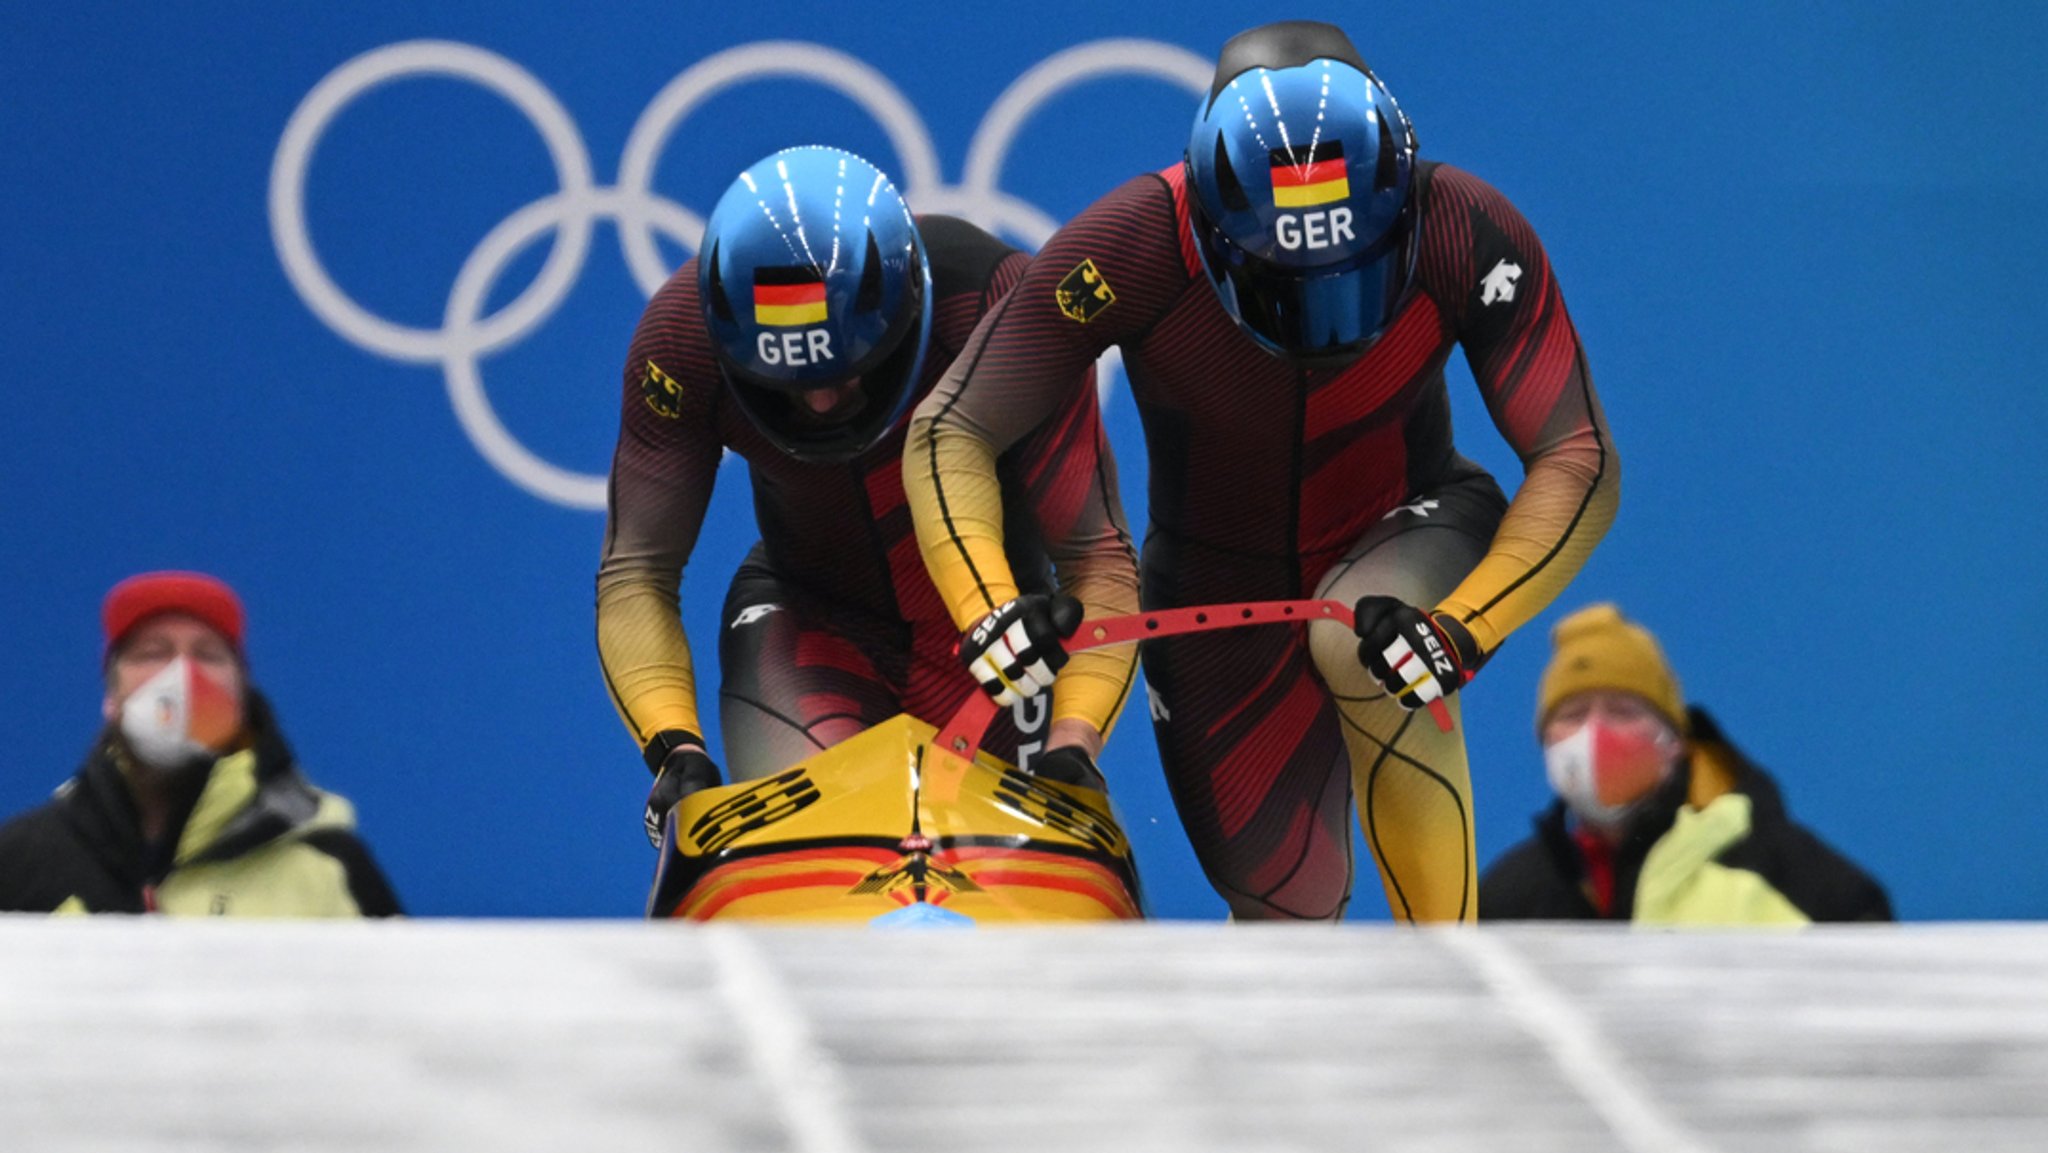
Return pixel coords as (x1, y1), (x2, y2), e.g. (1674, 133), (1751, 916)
(1480, 707), (1891, 924)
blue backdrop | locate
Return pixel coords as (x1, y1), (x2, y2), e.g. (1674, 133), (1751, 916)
(5, 3), (2042, 919)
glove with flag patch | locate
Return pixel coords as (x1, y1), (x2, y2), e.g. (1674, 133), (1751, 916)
(1353, 596), (1487, 712)
(961, 594), (1083, 706)
(642, 731), (722, 848)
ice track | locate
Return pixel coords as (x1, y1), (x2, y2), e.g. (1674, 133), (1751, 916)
(3, 919), (2044, 1152)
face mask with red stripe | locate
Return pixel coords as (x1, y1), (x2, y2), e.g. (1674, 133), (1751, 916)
(1543, 718), (1680, 829)
(118, 657), (241, 770)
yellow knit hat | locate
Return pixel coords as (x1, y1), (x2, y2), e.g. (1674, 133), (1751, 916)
(1536, 603), (1686, 736)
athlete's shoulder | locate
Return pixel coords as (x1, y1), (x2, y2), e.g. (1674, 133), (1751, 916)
(1418, 161), (1543, 236)
(1412, 160), (1562, 315)
(624, 256), (722, 425)
(634, 255), (700, 331)
(917, 214), (1020, 300)
(1084, 167), (1183, 230)
(1038, 167), (1191, 283)
(1420, 161), (1493, 204)
(632, 259), (717, 361)
(1032, 169), (1180, 243)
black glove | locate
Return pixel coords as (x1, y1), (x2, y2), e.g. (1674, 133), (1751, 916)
(961, 594), (1083, 706)
(1352, 597), (1486, 712)
(1031, 745), (1107, 792)
(642, 731), (722, 848)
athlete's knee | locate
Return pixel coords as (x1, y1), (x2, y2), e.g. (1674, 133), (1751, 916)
(1310, 563), (1450, 697)
(1306, 616), (1384, 699)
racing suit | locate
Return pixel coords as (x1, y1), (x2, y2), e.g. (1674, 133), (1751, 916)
(600, 216), (1138, 781)
(907, 164), (1617, 921)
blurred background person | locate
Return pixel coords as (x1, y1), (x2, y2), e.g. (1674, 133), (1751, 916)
(0, 572), (401, 916)
(1480, 603), (1889, 924)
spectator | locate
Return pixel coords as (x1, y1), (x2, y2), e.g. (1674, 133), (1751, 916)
(1480, 604), (1890, 924)
(0, 572), (401, 916)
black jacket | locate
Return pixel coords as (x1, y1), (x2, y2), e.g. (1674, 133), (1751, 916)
(0, 692), (401, 916)
(1480, 707), (1891, 924)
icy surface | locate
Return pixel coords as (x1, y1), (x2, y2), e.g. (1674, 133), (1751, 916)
(2, 919), (2044, 1152)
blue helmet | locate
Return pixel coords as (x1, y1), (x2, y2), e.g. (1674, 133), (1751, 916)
(698, 147), (932, 462)
(1186, 22), (1418, 365)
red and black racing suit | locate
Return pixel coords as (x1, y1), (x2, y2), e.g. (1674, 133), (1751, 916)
(599, 216), (1137, 783)
(907, 165), (1618, 921)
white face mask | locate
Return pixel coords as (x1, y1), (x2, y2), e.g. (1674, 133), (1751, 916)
(118, 657), (240, 770)
(1543, 718), (1680, 829)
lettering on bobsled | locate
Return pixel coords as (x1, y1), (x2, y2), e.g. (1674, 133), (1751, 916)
(685, 767), (823, 855)
(992, 768), (1129, 858)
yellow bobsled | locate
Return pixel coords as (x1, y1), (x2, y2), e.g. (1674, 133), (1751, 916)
(646, 600), (1403, 925)
(646, 708), (1142, 925)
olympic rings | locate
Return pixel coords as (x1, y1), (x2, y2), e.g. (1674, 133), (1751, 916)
(269, 37), (1208, 509)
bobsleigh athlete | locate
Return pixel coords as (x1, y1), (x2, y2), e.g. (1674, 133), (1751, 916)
(597, 146), (1139, 847)
(906, 22), (1619, 921)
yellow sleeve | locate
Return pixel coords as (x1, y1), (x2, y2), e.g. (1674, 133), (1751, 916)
(907, 177), (1184, 737)
(596, 567), (704, 744)
(595, 276), (725, 749)
(1022, 378), (1142, 737)
(905, 356), (1142, 738)
(906, 394), (1023, 627)
(907, 175), (1177, 633)
(1436, 412), (1620, 654)
(1424, 166), (1621, 654)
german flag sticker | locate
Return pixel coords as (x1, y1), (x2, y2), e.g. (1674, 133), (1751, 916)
(753, 267), (828, 327)
(1270, 141), (1349, 208)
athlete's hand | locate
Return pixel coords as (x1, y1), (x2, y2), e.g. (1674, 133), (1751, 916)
(961, 594), (1083, 706)
(644, 743), (722, 848)
(1031, 745), (1107, 792)
(1353, 597), (1485, 712)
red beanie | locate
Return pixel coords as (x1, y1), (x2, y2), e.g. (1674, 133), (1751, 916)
(102, 571), (246, 659)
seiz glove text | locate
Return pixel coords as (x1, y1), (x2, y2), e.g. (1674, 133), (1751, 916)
(961, 594), (1083, 706)
(1352, 597), (1486, 713)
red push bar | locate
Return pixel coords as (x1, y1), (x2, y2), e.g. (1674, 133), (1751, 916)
(933, 599), (1454, 763)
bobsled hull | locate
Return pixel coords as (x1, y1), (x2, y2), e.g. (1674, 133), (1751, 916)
(648, 714), (1142, 924)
